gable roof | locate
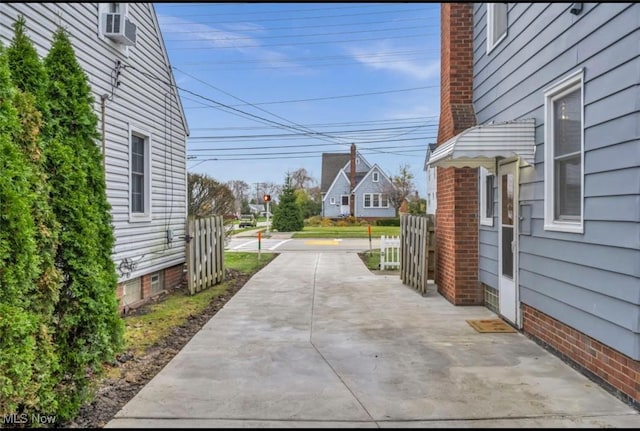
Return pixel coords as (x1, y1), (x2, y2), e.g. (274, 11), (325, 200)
(321, 153), (351, 193)
(352, 163), (395, 193)
(424, 143), (437, 170)
(322, 170), (351, 202)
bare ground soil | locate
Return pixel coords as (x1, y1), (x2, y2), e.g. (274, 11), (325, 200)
(60, 269), (250, 429)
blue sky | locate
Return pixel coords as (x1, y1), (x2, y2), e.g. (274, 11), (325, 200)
(154, 2), (441, 198)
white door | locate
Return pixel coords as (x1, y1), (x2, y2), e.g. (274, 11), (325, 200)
(340, 195), (350, 216)
(498, 160), (519, 326)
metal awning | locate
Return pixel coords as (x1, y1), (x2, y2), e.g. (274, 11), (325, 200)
(427, 118), (535, 174)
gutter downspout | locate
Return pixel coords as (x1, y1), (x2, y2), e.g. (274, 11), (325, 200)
(101, 94), (107, 169)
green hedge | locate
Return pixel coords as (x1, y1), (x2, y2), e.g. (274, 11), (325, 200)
(0, 18), (123, 424)
(375, 218), (400, 226)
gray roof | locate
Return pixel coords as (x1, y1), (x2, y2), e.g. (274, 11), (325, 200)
(320, 153), (351, 193)
(424, 143), (437, 170)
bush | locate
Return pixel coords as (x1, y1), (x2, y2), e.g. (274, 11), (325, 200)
(44, 27), (123, 420)
(321, 217), (335, 227)
(376, 218), (400, 226)
(305, 215), (323, 227)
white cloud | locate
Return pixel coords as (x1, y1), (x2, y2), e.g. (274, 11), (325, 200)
(346, 41), (440, 81)
(156, 14), (305, 71)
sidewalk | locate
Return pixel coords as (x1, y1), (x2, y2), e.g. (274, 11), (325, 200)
(106, 252), (639, 428)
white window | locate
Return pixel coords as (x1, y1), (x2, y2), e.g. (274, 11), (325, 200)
(544, 69), (584, 233)
(129, 126), (152, 221)
(363, 193), (389, 208)
(487, 3), (508, 54)
(329, 197), (335, 205)
(150, 272), (164, 295)
(372, 171), (379, 182)
(479, 167), (494, 226)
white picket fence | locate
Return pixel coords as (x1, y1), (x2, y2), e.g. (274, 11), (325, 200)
(380, 235), (401, 270)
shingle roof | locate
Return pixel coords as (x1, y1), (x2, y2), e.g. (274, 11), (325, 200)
(320, 153), (351, 193)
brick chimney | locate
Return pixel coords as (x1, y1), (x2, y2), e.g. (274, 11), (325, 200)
(436, 3), (481, 305)
(350, 143), (356, 216)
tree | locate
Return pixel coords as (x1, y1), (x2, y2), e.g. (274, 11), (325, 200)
(382, 164), (416, 215)
(0, 42), (59, 418)
(189, 172), (236, 218)
(227, 179), (249, 215)
(271, 174), (304, 232)
(294, 188), (321, 218)
(44, 26), (123, 420)
(290, 167), (315, 190)
(6, 13), (61, 315)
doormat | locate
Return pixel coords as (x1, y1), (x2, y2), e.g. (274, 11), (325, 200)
(466, 319), (517, 333)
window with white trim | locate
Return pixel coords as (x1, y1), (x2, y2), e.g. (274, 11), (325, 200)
(479, 167), (494, 226)
(341, 195), (349, 206)
(129, 127), (152, 221)
(363, 193), (389, 208)
(487, 3), (508, 54)
(372, 171), (379, 182)
(544, 70), (583, 233)
(329, 197), (335, 205)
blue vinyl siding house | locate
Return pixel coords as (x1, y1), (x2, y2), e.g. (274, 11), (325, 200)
(428, 3), (639, 408)
(321, 144), (396, 219)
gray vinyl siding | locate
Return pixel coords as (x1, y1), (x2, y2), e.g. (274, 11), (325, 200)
(353, 174), (396, 218)
(322, 174), (350, 218)
(0, 3), (188, 283)
(472, 3), (640, 359)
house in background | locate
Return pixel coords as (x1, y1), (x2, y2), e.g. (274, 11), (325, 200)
(423, 143), (438, 215)
(0, 3), (189, 310)
(428, 3), (639, 408)
(320, 144), (396, 220)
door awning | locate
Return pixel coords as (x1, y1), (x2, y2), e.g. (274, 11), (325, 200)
(427, 118), (535, 174)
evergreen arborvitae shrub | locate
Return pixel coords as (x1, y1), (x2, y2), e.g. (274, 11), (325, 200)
(6, 11), (62, 355)
(0, 43), (58, 418)
(43, 27), (123, 420)
(272, 174), (304, 232)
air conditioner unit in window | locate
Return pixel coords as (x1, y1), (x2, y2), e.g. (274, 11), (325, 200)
(102, 12), (137, 46)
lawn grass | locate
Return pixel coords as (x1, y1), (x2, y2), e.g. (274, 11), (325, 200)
(122, 251), (276, 355)
(293, 225), (400, 239)
(359, 249), (381, 270)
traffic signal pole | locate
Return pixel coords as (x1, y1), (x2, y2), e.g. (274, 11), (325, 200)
(266, 201), (270, 236)
(263, 194), (271, 236)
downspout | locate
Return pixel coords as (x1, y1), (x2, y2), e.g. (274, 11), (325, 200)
(101, 94), (107, 169)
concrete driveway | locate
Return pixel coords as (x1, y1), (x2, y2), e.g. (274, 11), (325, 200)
(107, 252), (639, 428)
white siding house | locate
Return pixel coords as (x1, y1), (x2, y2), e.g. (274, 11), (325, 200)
(423, 143), (437, 215)
(0, 3), (189, 308)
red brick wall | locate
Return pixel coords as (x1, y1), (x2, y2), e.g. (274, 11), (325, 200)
(523, 304), (640, 408)
(438, 3), (475, 144)
(436, 2), (481, 305)
(164, 263), (185, 290)
(116, 263), (185, 311)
